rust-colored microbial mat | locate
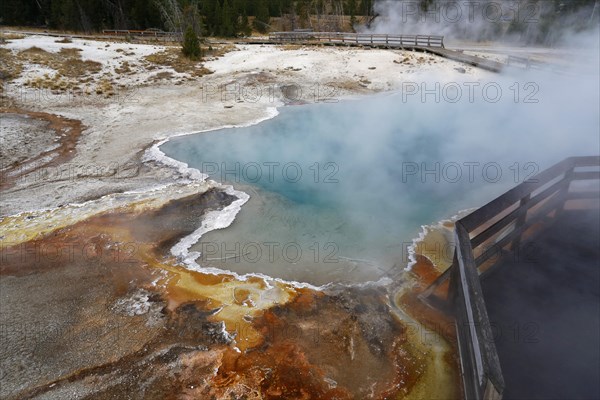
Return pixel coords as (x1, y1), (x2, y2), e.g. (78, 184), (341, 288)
(0, 187), (461, 399)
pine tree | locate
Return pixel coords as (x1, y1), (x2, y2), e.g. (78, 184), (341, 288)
(50, 0), (77, 29)
(348, 0), (357, 26)
(182, 26), (201, 60)
(296, 0), (310, 28)
(253, 0), (270, 33)
(221, 0), (235, 37)
(240, 11), (252, 37)
(213, 0), (222, 35)
(360, 0), (373, 16)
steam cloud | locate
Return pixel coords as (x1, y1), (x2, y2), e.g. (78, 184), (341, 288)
(361, 0), (600, 45)
(162, 14), (599, 284)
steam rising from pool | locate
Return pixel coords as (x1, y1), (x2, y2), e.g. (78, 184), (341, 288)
(161, 44), (598, 286)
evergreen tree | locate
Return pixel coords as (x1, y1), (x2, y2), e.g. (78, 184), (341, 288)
(253, 0), (270, 33)
(295, 0), (310, 28)
(240, 11), (252, 37)
(221, 0), (235, 37)
(360, 0), (373, 16)
(51, 0), (77, 29)
(268, 0), (281, 17)
(201, 0), (216, 35)
(182, 26), (201, 60)
(347, 0), (357, 26)
(213, 0), (222, 35)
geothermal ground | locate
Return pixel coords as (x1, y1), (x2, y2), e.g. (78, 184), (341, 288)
(0, 30), (556, 399)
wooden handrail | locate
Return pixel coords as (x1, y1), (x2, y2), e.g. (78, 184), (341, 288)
(102, 29), (182, 38)
(455, 222), (505, 399)
(269, 31), (445, 48)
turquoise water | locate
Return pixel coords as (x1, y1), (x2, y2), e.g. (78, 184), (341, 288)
(161, 75), (599, 285)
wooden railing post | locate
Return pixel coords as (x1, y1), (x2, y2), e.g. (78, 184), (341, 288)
(455, 223), (505, 400)
(555, 163), (575, 218)
(511, 193), (530, 251)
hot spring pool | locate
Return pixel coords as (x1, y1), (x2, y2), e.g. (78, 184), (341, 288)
(160, 77), (598, 285)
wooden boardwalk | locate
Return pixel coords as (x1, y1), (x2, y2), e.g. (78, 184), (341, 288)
(238, 32), (505, 72)
(270, 31), (446, 48)
(482, 208), (600, 400)
(421, 156), (600, 400)
(1, 29), (182, 43)
(419, 47), (504, 72)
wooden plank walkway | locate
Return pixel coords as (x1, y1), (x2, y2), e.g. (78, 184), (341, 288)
(419, 47), (504, 72)
(420, 155), (600, 400)
(238, 32), (505, 72)
(1, 29), (182, 43)
(481, 208), (600, 400)
(270, 31), (445, 48)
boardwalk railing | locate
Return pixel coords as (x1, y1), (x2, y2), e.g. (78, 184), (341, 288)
(102, 29), (182, 40)
(269, 31), (445, 48)
(421, 155), (600, 400)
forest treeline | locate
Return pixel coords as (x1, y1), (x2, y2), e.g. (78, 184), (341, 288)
(0, 0), (597, 41)
(0, 0), (374, 36)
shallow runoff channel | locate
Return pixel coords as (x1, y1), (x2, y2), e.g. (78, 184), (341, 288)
(160, 69), (599, 286)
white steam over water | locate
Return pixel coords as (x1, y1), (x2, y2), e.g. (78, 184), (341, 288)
(364, 0), (599, 45)
(155, 28), (598, 287)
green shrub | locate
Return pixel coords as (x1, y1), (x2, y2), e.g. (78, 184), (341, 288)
(182, 26), (201, 60)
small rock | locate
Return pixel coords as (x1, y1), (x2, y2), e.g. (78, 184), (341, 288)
(454, 67), (466, 74)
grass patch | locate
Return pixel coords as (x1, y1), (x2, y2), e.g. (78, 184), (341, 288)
(115, 61), (133, 74)
(0, 48), (23, 81)
(25, 73), (70, 92)
(58, 59), (102, 78)
(59, 47), (82, 57)
(94, 79), (115, 97)
(148, 71), (174, 82)
(55, 37), (73, 43)
(0, 32), (25, 42)
(18, 46), (102, 80)
(144, 48), (213, 77)
(144, 45), (231, 77)
(17, 46), (102, 93)
(20, 46), (48, 55)
(204, 44), (236, 58)
(281, 44), (304, 51)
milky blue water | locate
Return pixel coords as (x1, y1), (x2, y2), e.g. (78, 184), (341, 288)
(161, 73), (599, 285)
